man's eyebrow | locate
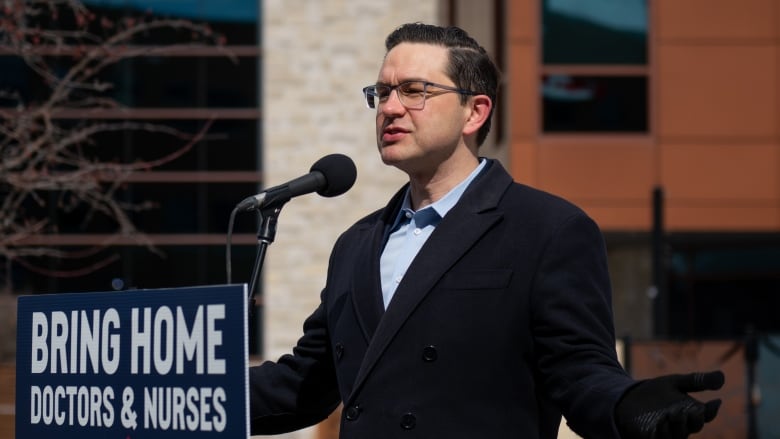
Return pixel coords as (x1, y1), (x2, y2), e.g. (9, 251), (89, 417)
(375, 79), (429, 88)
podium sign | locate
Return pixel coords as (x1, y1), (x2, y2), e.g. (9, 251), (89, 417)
(15, 284), (249, 438)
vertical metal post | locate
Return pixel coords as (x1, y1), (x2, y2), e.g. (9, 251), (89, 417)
(745, 328), (759, 439)
(651, 186), (667, 337)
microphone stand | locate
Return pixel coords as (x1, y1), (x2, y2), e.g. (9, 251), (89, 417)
(247, 204), (283, 316)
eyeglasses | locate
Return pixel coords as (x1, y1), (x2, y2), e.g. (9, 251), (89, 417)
(362, 80), (477, 110)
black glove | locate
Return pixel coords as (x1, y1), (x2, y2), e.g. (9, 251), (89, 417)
(615, 370), (725, 439)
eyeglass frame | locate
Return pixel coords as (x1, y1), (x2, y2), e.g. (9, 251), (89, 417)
(362, 80), (479, 110)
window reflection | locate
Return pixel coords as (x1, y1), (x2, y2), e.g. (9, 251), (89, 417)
(542, 75), (647, 132)
(108, 57), (258, 108)
(3, 0), (261, 303)
(83, 0), (259, 23)
(543, 0), (647, 64)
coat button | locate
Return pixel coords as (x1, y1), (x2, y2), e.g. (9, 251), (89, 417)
(345, 405), (361, 421)
(422, 345), (438, 362)
(400, 412), (416, 429)
(335, 342), (344, 360)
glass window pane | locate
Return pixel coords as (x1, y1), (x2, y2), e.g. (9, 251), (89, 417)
(543, 0), (648, 64)
(16, 1), (256, 46)
(87, 119), (259, 171)
(84, 0), (259, 25)
(0, 56), (257, 108)
(0, 57), (50, 107)
(32, 182), (259, 234)
(667, 241), (780, 337)
(109, 57), (258, 108)
(15, 245), (256, 294)
(126, 182), (261, 233)
(542, 75), (647, 132)
(83, 0), (259, 44)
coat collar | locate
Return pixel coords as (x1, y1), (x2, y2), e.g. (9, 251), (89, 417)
(347, 158), (514, 403)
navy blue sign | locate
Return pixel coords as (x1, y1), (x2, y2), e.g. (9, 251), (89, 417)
(16, 284), (248, 438)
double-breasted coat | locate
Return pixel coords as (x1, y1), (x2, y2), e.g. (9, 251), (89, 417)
(249, 159), (635, 438)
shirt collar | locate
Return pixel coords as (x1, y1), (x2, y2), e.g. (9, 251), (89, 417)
(392, 158), (487, 228)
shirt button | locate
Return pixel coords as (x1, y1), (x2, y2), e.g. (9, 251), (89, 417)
(334, 343), (344, 360)
(413, 228), (421, 235)
(400, 412), (417, 429)
(405, 211), (413, 219)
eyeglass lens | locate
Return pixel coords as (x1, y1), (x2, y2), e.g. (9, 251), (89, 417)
(365, 81), (428, 110)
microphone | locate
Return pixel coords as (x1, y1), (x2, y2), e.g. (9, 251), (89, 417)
(237, 153), (357, 212)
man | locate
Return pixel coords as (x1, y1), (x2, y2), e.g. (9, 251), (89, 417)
(250, 23), (723, 438)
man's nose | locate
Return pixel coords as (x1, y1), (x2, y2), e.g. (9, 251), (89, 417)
(381, 88), (406, 114)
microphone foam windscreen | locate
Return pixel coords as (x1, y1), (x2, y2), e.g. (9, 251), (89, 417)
(311, 154), (357, 197)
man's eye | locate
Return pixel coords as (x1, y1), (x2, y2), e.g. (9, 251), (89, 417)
(400, 84), (424, 95)
(376, 88), (391, 98)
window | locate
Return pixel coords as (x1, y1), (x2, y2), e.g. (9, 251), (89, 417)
(665, 235), (780, 338)
(541, 0), (649, 133)
(1, 0), (263, 350)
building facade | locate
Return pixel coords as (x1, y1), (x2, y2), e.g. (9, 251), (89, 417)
(2, 0), (777, 437)
(263, 1), (779, 437)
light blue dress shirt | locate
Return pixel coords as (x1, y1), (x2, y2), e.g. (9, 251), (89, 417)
(380, 159), (487, 308)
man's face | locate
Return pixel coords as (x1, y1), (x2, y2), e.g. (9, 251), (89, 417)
(374, 43), (470, 175)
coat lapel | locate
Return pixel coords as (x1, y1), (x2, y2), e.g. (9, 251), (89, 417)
(350, 187), (406, 342)
(346, 159), (513, 402)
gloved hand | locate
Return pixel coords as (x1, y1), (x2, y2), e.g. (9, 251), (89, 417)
(615, 370), (724, 439)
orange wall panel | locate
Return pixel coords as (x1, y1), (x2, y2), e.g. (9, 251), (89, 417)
(581, 206), (652, 231)
(504, 0), (780, 232)
(657, 0), (776, 40)
(657, 45), (777, 139)
(537, 141), (656, 202)
(776, 1), (780, 38)
(506, 0), (538, 42)
(507, 44), (539, 140)
(510, 141), (538, 186)
(661, 143), (780, 201)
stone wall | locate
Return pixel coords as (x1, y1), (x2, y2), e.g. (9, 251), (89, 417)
(261, 2), (442, 438)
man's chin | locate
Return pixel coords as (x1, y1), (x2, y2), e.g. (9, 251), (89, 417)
(378, 146), (401, 164)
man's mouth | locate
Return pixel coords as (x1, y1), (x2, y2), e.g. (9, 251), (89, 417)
(382, 126), (408, 142)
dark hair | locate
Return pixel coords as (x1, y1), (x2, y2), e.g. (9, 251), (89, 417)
(385, 23), (501, 146)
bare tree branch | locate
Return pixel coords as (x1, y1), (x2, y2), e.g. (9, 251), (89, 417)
(0, 0), (230, 291)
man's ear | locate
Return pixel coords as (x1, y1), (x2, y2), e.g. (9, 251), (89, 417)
(462, 95), (492, 138)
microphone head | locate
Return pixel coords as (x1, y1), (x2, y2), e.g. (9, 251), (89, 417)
(310, 153), (357, 197)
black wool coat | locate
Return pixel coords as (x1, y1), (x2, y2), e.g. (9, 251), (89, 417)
(249, 159), (635, 439)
